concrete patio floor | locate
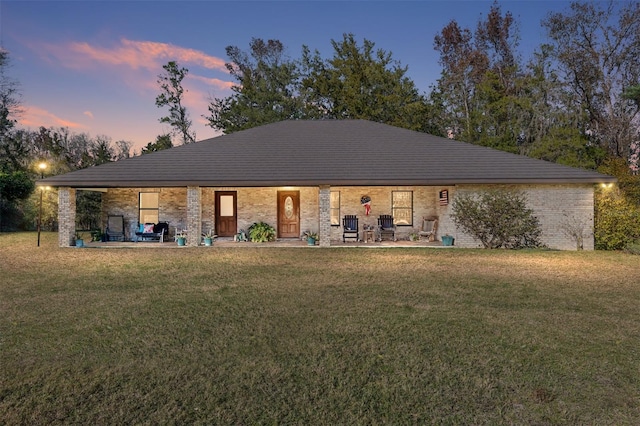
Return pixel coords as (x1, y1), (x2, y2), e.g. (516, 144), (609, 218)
(81, 237), (451, 249)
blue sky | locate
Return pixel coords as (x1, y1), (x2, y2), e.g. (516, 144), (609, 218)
(2, 0), (576, 152)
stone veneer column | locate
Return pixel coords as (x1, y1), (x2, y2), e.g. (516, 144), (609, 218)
(187, 186), (202, 247)
(58, 187), (76, 247)
(318, 185), (331, 247)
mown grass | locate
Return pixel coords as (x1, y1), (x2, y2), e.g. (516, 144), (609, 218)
(1, 232), (639, 424)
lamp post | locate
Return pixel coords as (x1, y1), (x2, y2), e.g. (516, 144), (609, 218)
(37, 162), (47, 247)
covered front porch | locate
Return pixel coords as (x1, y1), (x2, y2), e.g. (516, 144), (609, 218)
(56, 185), (452, 248)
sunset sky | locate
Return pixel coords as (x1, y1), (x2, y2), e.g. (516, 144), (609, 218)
(3, 0), (577, 153)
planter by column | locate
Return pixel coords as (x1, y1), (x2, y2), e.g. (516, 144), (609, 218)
(176, 237), (186, 246)
(441, 235), (454, 246)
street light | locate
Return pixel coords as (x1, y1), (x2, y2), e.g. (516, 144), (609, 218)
(37, 162), (47, 247)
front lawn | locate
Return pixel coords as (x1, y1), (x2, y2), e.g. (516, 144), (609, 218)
(1, 232), (639, 424)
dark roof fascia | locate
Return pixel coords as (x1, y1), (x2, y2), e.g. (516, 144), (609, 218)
(38, 176), (617, 188)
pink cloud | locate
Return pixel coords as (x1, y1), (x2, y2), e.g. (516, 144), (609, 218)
(24, 38), (234, 145)
(39, 38), (227, 73)
(20, 105), (84, 129)
(34, 37), (234, 100)
(191, 75), (235, 91)
(122, 39), (227, 71)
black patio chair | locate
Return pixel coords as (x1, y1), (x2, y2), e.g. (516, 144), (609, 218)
(106, 215), (125, 242)
(342, 215), (359, 242)
(377, 214), (396, 241)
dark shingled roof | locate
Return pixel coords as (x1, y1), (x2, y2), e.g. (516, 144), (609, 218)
(40, 119), (616, 187)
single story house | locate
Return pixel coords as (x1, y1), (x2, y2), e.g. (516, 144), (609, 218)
(39, 119), (616, 249)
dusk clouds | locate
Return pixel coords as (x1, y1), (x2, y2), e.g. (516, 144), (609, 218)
(21, 36), (234, 144)
(37, 37), (232, 91)
(58, 38), (228, 75)
(21, 105), (84, 129)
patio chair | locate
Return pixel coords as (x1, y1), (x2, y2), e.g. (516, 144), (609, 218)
(418, 217), (438, 242)
(377, 214), (396, 241)
(106, 215), (125, 241)
(342, 215), (359, 242)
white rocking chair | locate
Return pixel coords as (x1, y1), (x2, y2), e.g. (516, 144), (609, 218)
(419, 217), (438, 242)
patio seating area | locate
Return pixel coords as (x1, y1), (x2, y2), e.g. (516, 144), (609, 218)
(81, 237), (451, 249)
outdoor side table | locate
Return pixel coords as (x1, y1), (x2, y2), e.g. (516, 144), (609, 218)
(363, 229), (375, 243)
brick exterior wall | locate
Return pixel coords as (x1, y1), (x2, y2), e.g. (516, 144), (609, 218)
(443, 184), (595, 250)
(326, 186), (442, 242)
(101, 188), (188, 240)
(235, 187), (319, 236)
(101, 186), (318, 242)
(97, 183), (595, 250)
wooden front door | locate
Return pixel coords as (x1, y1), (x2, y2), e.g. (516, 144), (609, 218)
(215, 191), (237, 237)
(277, 191), (300, 238)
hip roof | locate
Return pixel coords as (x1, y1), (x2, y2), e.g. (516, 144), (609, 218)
(40, 119), (616, 187)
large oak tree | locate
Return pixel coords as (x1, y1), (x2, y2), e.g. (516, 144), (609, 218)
(206, 35), (433, 134)
(205, 38), (303, 134)
(300, 33), (431, 132)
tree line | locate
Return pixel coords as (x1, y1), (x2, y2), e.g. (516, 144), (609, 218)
(202, 2), (640, 171)
(1, 0), (639, 248)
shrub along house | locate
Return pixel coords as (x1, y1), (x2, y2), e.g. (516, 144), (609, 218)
(39, 119), (616, 249)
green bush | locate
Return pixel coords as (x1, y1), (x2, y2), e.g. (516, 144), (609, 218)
(248, 221), (276, 242)
(595, 190), (640, 250)
(624, 240), (640, 255)
(598, 158), (640, 205)
(595, 159), (640, 250)
(451, 189), (543, 249)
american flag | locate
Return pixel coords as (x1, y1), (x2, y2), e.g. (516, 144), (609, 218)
(439, 190), (449, 206)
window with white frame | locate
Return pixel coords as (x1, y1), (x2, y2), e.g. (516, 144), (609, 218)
(392, 191), (413, 226)
(139, 192), (159, 224)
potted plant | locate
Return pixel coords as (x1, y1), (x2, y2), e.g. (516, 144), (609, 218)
(175, 231), (187, 246)
(90, 229), (104, 242)
(234, 229), (248, 242)
(203, 229), (215, 246)
(75, 231), (85, 248)
(303, 230), (319, 245)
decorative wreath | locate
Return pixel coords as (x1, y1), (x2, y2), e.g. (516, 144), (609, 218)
(361, 195), (372, 215)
